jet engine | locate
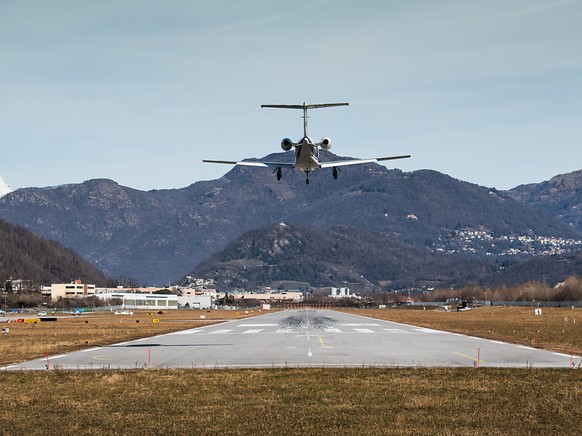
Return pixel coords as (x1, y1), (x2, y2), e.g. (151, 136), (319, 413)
(319, 137), (332, 150)
(281, 137), (293, 151)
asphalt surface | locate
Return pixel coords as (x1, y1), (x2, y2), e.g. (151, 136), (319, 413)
(2, 309), (578, 370)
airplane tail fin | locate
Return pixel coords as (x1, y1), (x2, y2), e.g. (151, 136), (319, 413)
(261, 102), (349, 137)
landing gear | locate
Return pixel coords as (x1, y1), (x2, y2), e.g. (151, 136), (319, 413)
(273, 167), (282, 181)
(332, 166), (339, 180)
(306, 170), (310, 185)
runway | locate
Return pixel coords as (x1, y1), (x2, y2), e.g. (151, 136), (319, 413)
(2, 309), (578, 370)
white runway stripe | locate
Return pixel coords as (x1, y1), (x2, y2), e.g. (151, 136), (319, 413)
(238, 324), (277, 327)
(209, 329), (233, 334)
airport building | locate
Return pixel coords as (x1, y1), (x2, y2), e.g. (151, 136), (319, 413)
(49, 281), (96, 302)
(97, 292), (179, 310)
(232, 291), (303, 302)
(329, 287), (357, 299)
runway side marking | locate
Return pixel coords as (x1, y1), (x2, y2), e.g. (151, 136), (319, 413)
(384, 329), (410, 333)
(209, 329), (233, 334)
(413, 328), (441, 334)
(242, 329), (264, 334)
(50, 354), (67, 360)
(552, 352), (571, 357)
(38, 354), (66, 361)
(81, 347), (100, 353)
(324, 328), (341, 333)
(353, 328), (375, 333)
(453, 351), (485, 363)
(115, 341), (133, 346)
(517, 345), (536, 351)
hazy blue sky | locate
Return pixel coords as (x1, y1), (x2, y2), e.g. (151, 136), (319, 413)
(1, 0), (581, 191)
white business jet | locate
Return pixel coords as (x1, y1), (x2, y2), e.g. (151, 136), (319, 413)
(203, 102), (411, 184)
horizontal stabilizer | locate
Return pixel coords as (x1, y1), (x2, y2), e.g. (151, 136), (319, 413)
(261, 103), (349, 110)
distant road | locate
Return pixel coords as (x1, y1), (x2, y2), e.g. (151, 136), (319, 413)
(2, 309), (578, 370)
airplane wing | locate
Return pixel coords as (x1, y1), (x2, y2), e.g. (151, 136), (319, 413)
(203, 159), (294, 168)
(319, 154), (411, 168)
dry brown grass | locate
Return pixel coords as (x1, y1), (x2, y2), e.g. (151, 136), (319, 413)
(0, 309), (262, 365)
(0, 368), (580, 435)
(339, 306), (582, 356)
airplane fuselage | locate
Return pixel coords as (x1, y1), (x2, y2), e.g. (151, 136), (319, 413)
(294, 137), (320, 172)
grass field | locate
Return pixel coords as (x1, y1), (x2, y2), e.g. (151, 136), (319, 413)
(0, 309), (260, 365)
(0, 368), (580, 435)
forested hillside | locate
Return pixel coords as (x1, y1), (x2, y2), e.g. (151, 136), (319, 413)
(0, 219), (109, 287)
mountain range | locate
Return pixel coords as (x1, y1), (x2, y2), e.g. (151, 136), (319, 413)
(0, 153), (581, 288)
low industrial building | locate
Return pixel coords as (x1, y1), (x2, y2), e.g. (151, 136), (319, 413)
(97, 292), (179, 310)
(177, 295), (213, 309)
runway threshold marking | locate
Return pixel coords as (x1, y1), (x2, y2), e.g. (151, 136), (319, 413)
(242, 329), (263, 334)
(209, 329), (233, 334)
(354, 328), (375, 333)
(238, 324), (277, 327)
